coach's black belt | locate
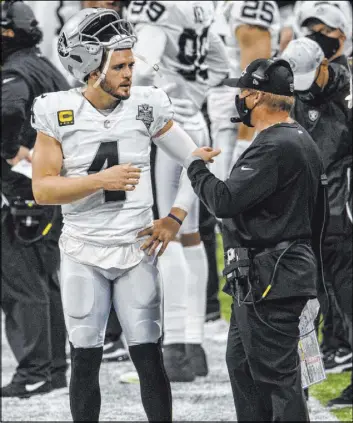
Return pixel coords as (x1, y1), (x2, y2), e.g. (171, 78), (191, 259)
(223, 239), (310, 281)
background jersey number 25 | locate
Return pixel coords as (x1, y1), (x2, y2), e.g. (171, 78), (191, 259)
(241, 1), (275, 25)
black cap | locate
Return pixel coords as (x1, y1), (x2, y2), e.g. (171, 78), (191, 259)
(1, 0), (38, 33)
(224, 58), (295, 97)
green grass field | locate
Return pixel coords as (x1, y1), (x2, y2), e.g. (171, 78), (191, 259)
(215, 234), (352, 422)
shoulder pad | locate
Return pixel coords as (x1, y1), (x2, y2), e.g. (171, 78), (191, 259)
(130, 85), (168, 104)
(33, 89), (79, 115)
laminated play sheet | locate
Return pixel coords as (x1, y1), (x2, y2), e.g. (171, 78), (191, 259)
(299, 299), (326, 389)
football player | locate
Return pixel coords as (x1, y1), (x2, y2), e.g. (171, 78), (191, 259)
(208, 0), (280, 179)
(127, 0), (229, 381)
(30, 8), (219, 421)
(25, 1), (131, 86)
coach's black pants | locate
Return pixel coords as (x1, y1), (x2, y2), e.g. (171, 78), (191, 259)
(320, 234), (353, 386)
(321, 235), (353, 348)
(319, 277), (351, 354)
(226, 296), (309, 422)
(1, 211), (67, 384)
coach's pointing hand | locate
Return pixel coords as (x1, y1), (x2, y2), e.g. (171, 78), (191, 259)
(99, 163), (141, 191)
(192, 147), (221, 163)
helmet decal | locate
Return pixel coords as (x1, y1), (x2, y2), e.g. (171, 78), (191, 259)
(58, 32), (70, 58)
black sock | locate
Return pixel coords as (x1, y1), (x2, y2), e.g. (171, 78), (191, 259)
(129, 340), (172, 422)
(69, 343), (103, 422)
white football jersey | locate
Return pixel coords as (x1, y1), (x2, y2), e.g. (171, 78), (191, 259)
(31, 86), (173, 247)
(127, 1), (215, 112)
(221, 0), (281, 77)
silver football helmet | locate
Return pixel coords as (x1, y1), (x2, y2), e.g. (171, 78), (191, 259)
(57, 8), (137, 83)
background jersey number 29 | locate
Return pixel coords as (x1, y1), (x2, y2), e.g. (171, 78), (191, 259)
(130, 0), (209, 82)
(130, 0), (166, 22)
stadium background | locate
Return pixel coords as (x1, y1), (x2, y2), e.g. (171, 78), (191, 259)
(1, 0), (352, 421)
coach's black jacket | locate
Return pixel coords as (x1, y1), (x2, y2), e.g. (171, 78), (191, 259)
(187, 122), (326, 299)
(292, 59), (352, 243)
(1, 46), (69, 199)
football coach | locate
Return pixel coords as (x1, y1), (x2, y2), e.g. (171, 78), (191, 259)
(185, 58), (329, 421)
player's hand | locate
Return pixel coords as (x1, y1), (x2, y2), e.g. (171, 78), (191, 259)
(99, 163), (141, 191)
(138, 216), (181, 257)
(192, 147), (221, 163)
(6, 146), (32, 166)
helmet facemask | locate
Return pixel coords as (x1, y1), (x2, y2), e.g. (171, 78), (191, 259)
(57, 8), (137, 84)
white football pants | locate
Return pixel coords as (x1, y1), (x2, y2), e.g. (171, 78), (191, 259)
(60, 251), (162, 348)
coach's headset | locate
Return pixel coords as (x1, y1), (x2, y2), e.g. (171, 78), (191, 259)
(230, 59), (293, 123)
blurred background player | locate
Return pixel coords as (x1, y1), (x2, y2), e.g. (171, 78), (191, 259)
(282, 35), (352, 409)
(127, 0), (229, 382)
(202, 0), (281, 346)
(279, 0), (353, 56)
(208, 0), (280, 181)
(1, 0), (68, 398)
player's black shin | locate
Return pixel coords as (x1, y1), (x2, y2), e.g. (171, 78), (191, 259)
(129, 340), (172, 422)
(69, 343), (103, 422)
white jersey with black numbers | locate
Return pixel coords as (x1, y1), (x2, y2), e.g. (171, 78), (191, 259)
(31, 86), (173, 250)
(127, 0), (215, 113)
(221, 0), (281, 77)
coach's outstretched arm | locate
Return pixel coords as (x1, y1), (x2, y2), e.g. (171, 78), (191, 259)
(138, 120), (220, 256)
(32, 132), (141, 205)
(186, 142), (278, 219)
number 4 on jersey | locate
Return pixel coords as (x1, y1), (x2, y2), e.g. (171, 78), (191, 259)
(88, 141), (126, 203)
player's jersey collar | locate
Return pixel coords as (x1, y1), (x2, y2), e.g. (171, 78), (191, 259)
(76, 87), (125, 119)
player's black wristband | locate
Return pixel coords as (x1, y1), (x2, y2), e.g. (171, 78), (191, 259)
(168, 213), (183, 226)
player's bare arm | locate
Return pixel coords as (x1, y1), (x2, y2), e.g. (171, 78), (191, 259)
(138, 120), (220, 256)
(236, 24), (272, 141)
(32, 131), (141, 205)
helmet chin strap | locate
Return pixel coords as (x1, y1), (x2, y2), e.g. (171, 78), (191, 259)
(93, 49), (114, 89)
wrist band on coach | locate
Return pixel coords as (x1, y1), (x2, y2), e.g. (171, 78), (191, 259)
(168, 213), (182, 226)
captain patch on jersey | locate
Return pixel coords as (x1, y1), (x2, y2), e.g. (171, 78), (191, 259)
(57, 109), (74, 126)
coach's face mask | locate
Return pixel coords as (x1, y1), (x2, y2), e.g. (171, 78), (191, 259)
(306, 32), (340, 60)
(235, 94), (256, 128)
